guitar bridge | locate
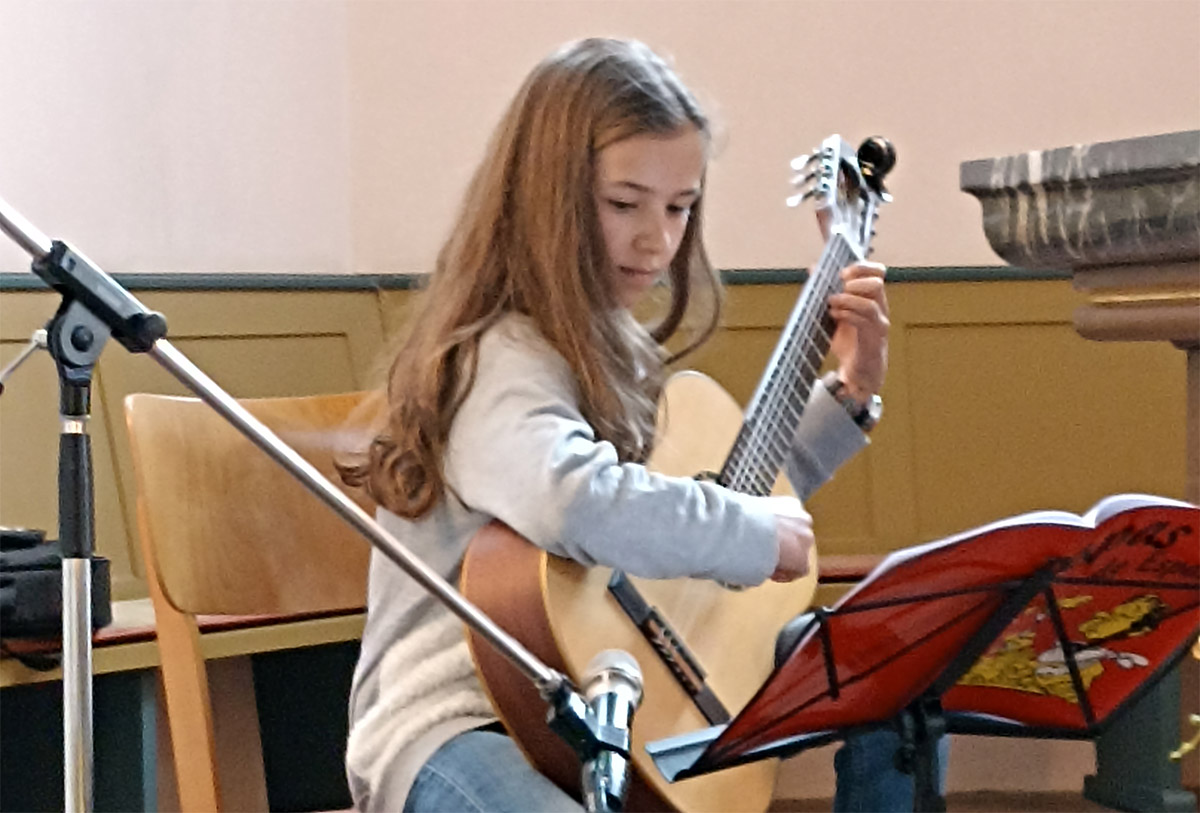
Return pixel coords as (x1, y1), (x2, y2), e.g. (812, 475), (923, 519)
(607, 570), (731, 725)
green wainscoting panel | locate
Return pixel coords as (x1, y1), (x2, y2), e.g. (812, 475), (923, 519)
(377, 287), (419, 343)
(0, 273), (1188, 601)
(892, 280), (1185, 542)
(0, 287), (387, 599)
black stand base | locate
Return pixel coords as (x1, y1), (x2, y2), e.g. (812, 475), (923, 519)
(894, 700), (947, 813)
(1083, 775), (1197, 813)
(1083, 666), (1197, 813)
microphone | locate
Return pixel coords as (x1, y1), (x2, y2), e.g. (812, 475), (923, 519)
(580, 649), (644, 812)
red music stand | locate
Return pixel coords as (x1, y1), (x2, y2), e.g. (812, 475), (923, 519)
(647, 494), (1200, 812)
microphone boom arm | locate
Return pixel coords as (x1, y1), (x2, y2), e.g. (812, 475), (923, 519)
(0, 194), (641, 813)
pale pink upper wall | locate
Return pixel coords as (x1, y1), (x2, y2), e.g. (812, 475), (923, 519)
(1, 1), (1196, 275)
(347, 0), (1200, 272)
(0, 0), (352, 274)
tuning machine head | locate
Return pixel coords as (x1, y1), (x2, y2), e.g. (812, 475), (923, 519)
(857, 136), (896, 199)
(786, 149), (831, 207)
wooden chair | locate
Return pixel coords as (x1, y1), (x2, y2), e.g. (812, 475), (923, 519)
(124, 391), (379, 811)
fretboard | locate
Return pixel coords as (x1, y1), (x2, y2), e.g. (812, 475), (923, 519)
(717, 230), (862, 496)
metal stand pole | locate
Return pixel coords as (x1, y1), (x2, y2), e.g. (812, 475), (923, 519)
(1, 321), (103, 812)
(61, 556), (92, 813)
(56, 370), (99, 813)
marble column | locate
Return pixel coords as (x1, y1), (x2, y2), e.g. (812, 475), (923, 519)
(961, 129), (1200, 812)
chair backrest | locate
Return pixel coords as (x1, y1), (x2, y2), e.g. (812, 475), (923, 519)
(126, 391), (378, 616)
(124, 390), (380, 811)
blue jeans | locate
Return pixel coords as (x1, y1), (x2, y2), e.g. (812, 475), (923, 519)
(833, 729), (950, 812)
(404, 729), (582, 812)
(407, 727), (947, 812)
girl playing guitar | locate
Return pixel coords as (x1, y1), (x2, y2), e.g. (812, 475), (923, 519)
(338, 36), (930, 812)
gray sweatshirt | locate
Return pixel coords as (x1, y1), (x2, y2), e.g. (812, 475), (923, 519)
(345, 313), (868, 810)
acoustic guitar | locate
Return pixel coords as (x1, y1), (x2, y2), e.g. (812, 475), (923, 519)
(461, 135), (895, 812)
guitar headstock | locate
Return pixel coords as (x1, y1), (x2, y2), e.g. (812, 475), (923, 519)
(787, 135), (896, 255)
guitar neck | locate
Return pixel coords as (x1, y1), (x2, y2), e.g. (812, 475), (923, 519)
(718, 230), (862, 496)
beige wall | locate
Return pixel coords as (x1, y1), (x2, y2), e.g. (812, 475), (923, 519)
(0, 0), (352, 275)
(1, 1), (1197, 275)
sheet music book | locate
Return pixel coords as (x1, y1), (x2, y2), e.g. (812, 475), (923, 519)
(672, 493), (1199, 775)
(941, 493), (1198, 730)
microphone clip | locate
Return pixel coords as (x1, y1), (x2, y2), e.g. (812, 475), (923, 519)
(542, 650), (643, 812)
(544, 681), (633, 760)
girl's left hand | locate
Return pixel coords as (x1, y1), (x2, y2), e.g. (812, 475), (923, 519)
(828, 261), (889, 399)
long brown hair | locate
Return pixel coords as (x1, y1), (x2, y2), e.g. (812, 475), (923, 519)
(341, 38), (723, 518)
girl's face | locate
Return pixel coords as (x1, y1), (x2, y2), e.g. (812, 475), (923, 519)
(593, 126), (706, 310)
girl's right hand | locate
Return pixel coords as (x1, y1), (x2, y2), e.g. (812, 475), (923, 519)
(769, 496), (814, 582)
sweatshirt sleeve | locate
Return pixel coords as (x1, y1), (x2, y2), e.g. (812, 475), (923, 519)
(784, 378), (870, 501)
(442, 320), (779, 587)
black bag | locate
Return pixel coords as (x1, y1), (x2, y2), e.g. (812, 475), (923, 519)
(0, 527), (112, 640)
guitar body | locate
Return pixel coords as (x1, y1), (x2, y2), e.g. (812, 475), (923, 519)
(462, 371), (819, 812)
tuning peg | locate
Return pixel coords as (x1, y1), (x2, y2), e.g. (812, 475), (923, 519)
(786, 179), (832, 207)
(790, 168), (818, 188)
(789, 153), (816, 171)
(786, 185), (823, 207)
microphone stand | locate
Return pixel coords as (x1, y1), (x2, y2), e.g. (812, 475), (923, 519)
(0, 196), (635, 812)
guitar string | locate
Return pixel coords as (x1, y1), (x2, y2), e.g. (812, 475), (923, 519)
(762, 235), (851, 457)
(729, 260), (833, 497)
(732, 358), (820, 493)
(731, 234), (849, 494)
(739, 259), (845, 493)
(759, 313), (835, 458)
(728, 236), (852, 496)
(758, 240), (849, 481)
(728, 248), (836, 495)
(745, 262), (839, 490)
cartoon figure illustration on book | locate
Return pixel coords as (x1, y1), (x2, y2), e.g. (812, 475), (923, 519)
(958, 593), (1164, 702)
